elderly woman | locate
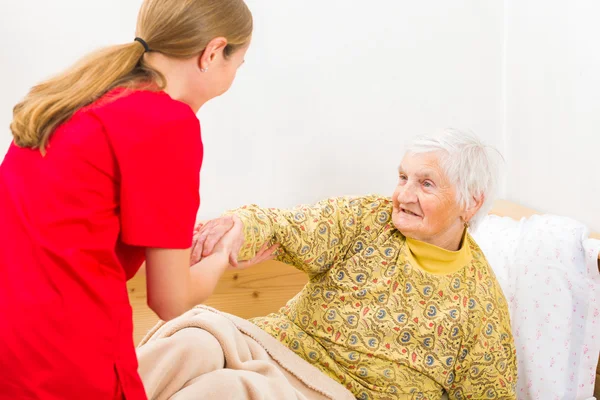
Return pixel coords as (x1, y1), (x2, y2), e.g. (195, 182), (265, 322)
(153, 130), (517, 400)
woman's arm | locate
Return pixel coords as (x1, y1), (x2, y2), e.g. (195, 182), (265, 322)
(145, 217), (245, 321)
(146, 248), (229, 321)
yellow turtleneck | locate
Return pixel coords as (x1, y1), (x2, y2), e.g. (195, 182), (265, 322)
(405, 230), (472, 274)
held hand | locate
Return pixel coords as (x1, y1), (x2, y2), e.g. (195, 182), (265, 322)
(233, 242), (280, 270)
(190, 222), (206, 265)
(190, 215), (236, 265)
(210, 215), (245, 267)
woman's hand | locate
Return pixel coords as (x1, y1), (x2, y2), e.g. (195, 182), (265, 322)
(190, 215), (237, 265)
(190, 222), (206, 265)
(211, 215), (244, 266)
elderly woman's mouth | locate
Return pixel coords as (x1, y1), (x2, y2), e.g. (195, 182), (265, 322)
(401, 208), (422, 217)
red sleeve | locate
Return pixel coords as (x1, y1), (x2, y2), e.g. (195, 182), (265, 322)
(116, 116), (202, 249)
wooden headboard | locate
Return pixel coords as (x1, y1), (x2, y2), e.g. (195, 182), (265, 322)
(127, 199), (600, 396)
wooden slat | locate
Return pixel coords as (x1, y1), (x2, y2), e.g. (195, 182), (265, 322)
(203, 261), (307, 318)
(127, 270), (154, 345)
(490, 199), (539, 219)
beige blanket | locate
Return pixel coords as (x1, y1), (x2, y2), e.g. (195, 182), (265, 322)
(136, 306), (355, 400)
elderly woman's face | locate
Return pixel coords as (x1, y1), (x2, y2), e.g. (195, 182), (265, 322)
(392, 151), (463, 243)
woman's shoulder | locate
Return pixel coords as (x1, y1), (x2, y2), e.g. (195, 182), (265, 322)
(340, 194), (393, 212)
(310, 194), (393, 218)
(82, 87), (200, 149)
(466, 233), (494, 273)
(86, 87), (198, 128)
(341, 194), (397, 238)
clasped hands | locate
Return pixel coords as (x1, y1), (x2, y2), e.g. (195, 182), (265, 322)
(191, 215), (279, 269)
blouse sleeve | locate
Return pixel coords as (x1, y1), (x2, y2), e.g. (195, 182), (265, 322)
(226, 196), (378, 276)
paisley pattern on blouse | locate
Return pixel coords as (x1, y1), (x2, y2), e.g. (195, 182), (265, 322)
(230, 195), (517, 400)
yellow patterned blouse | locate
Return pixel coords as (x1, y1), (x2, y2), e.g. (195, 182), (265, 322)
(228, 195), (517, 400)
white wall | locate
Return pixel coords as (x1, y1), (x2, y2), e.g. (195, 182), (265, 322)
(0, 1), (505, 219)
(504, 0), (600, 231)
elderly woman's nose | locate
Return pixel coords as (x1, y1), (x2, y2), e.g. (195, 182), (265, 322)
(397, 184), (418, 203)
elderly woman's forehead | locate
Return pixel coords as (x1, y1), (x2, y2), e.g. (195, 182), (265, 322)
(399, 151), (445, 171)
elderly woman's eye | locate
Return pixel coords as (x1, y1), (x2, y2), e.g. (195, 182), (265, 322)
(423, 180), (434, 188)
(399, 174), (407, 181)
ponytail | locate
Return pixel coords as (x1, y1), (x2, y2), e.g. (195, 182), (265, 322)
(10, 42), (165, 153)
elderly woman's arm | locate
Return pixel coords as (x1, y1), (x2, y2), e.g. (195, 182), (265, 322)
(231, 196), (380, 276)
(198, 195), (381, 276)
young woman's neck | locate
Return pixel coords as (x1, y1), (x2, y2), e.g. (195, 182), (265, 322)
(144, 53), (209, 113)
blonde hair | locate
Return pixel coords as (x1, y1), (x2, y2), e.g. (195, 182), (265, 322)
(10, 0), (252, 154)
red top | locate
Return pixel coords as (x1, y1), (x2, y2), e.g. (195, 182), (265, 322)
(0, 88), (203, 399)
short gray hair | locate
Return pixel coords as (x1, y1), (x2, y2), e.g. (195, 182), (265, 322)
(405, 129), (503, 231)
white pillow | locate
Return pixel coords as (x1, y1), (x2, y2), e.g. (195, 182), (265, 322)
(473, 214), (600, 400)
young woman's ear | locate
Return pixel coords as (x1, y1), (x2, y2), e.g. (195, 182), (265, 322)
(198, 37), (228, 72)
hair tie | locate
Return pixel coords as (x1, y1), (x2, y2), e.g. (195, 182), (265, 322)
(134, 37), (151, 53)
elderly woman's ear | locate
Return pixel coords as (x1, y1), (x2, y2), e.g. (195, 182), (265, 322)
(463, 194), (485, 227)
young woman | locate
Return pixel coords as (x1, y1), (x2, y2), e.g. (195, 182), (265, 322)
(0, 0), (257, 398)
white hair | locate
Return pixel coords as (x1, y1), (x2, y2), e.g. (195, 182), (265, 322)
(405, 128), (503, 231)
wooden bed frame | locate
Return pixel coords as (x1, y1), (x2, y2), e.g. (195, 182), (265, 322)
(127, 199), (600, 397)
